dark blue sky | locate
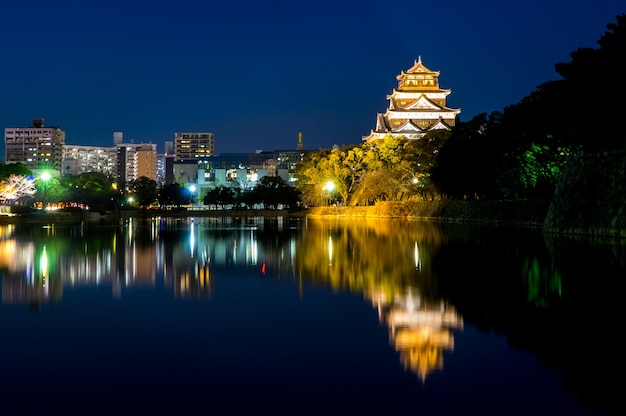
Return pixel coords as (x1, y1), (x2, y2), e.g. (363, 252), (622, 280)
(1, 0), (623, 157)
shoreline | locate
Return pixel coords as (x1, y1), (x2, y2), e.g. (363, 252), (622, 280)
(2, 203), (624, 239)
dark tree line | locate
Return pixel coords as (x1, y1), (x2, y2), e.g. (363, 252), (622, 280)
(432, 13), (626, 200)
(204, 176), (301, 210)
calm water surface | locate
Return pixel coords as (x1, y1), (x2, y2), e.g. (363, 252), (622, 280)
(0, 216), (623, 415)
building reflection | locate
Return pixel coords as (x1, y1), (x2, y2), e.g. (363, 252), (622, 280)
(368, 287), (463, 381)
(0, 217), (462, 382)
(0, 217), (298, 304)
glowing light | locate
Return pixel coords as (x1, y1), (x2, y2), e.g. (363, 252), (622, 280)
(414, 242), (421, 271)
(189, 222), (195, 257)
(328, 235), (333, 265)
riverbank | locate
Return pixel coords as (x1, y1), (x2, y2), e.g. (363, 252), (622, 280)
(2, 199), (624, 239)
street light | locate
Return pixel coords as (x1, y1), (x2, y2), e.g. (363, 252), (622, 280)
(40, 171), (51, 209)
(188, 184), (197, 209)
(322, 181), (335, 206)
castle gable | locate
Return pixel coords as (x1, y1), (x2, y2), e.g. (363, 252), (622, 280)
(405, 95), (442, 111)
(393, 120), (424, 133)
(428, 119), (452, 131)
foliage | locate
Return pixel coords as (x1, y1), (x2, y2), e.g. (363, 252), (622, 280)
(0, 163), (32, 181)
(35, 172), (70, 205)
(129, 176), (159, 208)
(0, 174), (36, 204)
(203, 177), (302, 210)
(552, 13), (626, 151)
(249, 176), (301, 209)
(58, 172), (119, 212)
(158, 183), (192, 207)
(296, 135), (450, 206)
(203, 186), (237, 209)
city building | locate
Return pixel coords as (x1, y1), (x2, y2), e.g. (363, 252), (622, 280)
(174, 132), (215, 161)
(116, 141), (158, 188)
(62, 144), (117, 176)
(363, 57), (461, 142)
(4, 118), (65, 173)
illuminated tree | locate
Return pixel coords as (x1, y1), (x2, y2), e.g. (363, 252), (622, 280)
(0, 174), (36, 204)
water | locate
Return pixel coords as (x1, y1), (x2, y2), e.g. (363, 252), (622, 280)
(0, 216), (623, 415)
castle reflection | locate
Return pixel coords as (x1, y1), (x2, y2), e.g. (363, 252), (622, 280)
(369, 287), (463, 381)
(297, 217), (464, 381)
(0, 216), (463, 381)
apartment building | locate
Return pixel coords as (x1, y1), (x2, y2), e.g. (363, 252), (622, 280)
(4, 118), (65, 172)
(62, 144), (117, 176)
(174, 132), (215, 161)
(115, 142), (158, 188)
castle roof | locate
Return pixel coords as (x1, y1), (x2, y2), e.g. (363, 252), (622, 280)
(398, 56), (440, 78)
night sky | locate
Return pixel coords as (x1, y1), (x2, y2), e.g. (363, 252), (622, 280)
(1, 0), (623, 157)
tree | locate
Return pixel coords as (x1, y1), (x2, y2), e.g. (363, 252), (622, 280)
(251, 176), (301, 209)
(130, 176), (158, 209)
(0, 162), (32, 181)
(60, 172), (118, 213)
(35, 172), (69, 207)
(552, 13), (626, 151)
(295, 149), (332, 206)
(203, 186), (236, 209)
(0, 174), (36, 204)
(158, 183), (191, 208)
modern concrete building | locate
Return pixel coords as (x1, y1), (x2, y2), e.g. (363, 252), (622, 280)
(62, 144), (117, 176)
(174, 132), (215, 161)
(4, 118), (65, 172)
(116, 142), (158, 188)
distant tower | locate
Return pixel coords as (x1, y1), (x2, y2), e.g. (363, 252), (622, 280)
(113, 132), (123, 145)
(164, 141), (174, 155)
(297, 132), (303, 151)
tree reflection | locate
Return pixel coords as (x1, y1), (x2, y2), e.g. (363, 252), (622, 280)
(295, 217), (464, 381)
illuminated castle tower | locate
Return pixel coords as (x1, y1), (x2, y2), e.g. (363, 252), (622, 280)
(363, 56), (460, 142)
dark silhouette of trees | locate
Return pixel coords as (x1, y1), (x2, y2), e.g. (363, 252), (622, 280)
(433, 13), (626, 200)
(203, 186), (236, 209)
(158, 183), (192, 208)
(250, 176), (301, 209)
(130, 176), (158, 209)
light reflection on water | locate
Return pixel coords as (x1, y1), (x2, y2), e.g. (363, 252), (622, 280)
(0, 216), (622, 415)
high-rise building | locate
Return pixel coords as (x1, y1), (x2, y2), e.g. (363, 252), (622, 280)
(174, 132), (215, 161)
(135, 143), (158, 181)
(116, 142), (158, 188)
(4, 118), (66, 171)
(363, 57), (460, 142)
(62, 145), (117, 176)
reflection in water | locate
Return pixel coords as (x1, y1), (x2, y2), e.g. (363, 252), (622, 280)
(297, 217), (464, 381)
(0, 216), (624, 414)
(0, 216), (464, 382)
(0, 217), (300, 304)
(370, 286), (463, 381)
